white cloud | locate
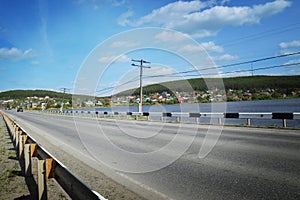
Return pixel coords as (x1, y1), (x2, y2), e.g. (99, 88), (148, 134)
(279, 40), (300, 54)
(220, 0), (230, 6)
(98, 54), (130, 63)
(0, 47), (35, 61)
(215, 68), (252, 78)
(143, 65), (183, 86)
(30, 61), (40, 65)
(154, 31), (189, 42)
(133, 0), (207, 27)
(284, 58), (300, 65)
(178, 42), (224, 53)
(110, 41), (139, 48)
(213, 54), (239, 61)
(179, 44), (203, 53)
(118, 10), (133, 26)
(123, 0), (291, 38)
(279, 40), (300, 49)
(200, 41), (224, 53)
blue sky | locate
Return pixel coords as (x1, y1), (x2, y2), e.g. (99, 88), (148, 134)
(0, 0), (300, 95)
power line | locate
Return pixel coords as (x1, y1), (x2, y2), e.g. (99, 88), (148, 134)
(141, 51), (300, 79)
(142, 62), (300, 79)
(220, 22), (300, 47)
(181, 51), (300, 73)
(214, 62), (300, 76)
(96, 76), (140, 95)
(95, 51), (300, 95)
(97, 61), (299, 94)
(177, 62), (300, 77)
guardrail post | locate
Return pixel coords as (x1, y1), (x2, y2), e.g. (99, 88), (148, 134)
(45, 158), (54, 181)
(15, 130), (18, 148)
(218, 118), (222, 125)
(18, 133), (24, 159)
(247, 118), (251, 126)
(15, 127), (18, 143)
(24, 144), (32, 177)
(38, 159), (47, 200)
(20, 135), (27, 159)
(282, 119), (287, 128)
(12, 125), (16, 144)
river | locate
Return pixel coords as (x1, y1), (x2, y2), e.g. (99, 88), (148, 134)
(90, 98), (300, 127)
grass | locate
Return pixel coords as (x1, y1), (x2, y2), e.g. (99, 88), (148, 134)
(0, 147), (5, 154)
(7, 169), (18, 178)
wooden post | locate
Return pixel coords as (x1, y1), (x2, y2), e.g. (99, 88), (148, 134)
(15, 129), (19, 148)
(24, 144), (32, 177)
(15, 126), (19, 135)
(30, 144), (37, 157)
(19, 135), (27, 160)
(18, 133), (23, 158)
(23, 135), (28, 145)
(45, 158), (54, 181)
(38, 160), (47, 200)
(12, 125), (16, 144)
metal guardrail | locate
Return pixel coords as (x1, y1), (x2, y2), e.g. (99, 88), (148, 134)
(45, 110), (300, 128)
(0, 111), (102, 200)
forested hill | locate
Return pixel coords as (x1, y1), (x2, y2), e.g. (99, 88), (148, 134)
(117, 75), (300, 96)
(0, 90), (71, 100)
(1, 76), (299, 99)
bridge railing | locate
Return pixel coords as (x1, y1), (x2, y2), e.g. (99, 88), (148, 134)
(44, 110), (300, 128)
(0, 111), (103, 200)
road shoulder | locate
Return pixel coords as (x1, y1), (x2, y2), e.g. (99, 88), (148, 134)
(0, 115), (31, 199)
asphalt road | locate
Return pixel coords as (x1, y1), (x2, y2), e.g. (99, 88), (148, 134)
(5, 111), (300, 200)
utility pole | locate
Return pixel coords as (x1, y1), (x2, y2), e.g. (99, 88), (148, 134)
(60, 88), (69, 112)
(131, 59), (151, 113)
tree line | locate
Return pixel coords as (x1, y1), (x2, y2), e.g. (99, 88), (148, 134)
(0, 90), (72, 100)
(117, 75), (300, 96)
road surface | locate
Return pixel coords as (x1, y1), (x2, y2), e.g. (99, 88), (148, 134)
(4, 111), (300, 200)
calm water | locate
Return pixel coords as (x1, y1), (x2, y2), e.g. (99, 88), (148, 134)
(94, 98), (300, 113)
(90, 98), (300, 127)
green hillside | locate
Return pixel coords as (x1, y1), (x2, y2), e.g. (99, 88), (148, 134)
(1, 75), (299, 100)
(0, 90), (71, 100)
(117, 75), (300, 96)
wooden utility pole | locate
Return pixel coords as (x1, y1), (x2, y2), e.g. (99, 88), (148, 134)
(131, 59), (151, 113)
